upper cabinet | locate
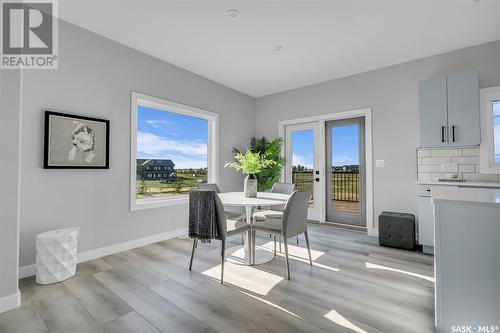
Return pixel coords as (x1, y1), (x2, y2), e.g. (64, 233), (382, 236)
(419, 72), (480, 147)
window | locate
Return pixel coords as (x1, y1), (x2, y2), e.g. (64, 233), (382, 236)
(480, 87), (500, 173)
(130, 92), (218, 211)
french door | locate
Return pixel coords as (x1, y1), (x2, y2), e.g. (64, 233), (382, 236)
(325, 117), (366, 227)
(284, 122), (321, 221)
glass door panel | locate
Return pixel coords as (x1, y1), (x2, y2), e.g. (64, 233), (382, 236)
(326, 117), (365, 227)
(285, 122), (320, 220)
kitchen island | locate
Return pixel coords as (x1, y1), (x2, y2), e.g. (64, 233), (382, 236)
(431, 187), (500, 333)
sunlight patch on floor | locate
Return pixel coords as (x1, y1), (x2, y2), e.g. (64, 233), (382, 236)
(365, 262), (435, 282)
(260, 240), (325, 260)
(324, 309), (368, 333)
(202, 263), (284, 295)
(235, 289), (304, 320)
(262, 241), (340, 272)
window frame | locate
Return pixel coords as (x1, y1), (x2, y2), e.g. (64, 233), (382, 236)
(130, 91), (218, 211)
(480, 86), (500, 174)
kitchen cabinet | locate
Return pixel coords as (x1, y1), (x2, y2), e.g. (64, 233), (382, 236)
(446, 72), (480, 146)
(419, 72), (480, 147)
(419, 75), (448, 147)
(432, 187), (500, 332)
(417, 196), (434, 253)
(417, 184), (450, 254)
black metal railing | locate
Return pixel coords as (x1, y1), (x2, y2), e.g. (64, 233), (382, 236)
(291, 170), (359, 203)
(331, 171), (359, 202)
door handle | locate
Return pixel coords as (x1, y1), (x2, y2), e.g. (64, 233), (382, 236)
(451, 125), (456, 142)
(441, 126), (445, 143)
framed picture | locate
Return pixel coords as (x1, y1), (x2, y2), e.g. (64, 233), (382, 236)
(44, 111), (110, 169)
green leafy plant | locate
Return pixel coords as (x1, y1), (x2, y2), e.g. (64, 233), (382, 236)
(171, 180), (184, 193)
(137, 177), (148, 196)
(225, 149), (274, 175)
(232, 137), (286, 191)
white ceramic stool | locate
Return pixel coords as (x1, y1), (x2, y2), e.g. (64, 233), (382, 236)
(36, 227), (78, 284)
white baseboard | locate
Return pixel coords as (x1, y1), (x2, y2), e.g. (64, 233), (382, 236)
(368, 227), (379, 237)
(0, 290), (20, 314)
(19, 265), (36, 279)
(19, 227), (188, 279)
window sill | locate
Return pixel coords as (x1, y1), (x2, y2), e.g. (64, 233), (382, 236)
(131, 195), (188, 211)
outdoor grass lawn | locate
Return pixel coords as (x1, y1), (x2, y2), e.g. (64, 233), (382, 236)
(136, 172), (207, 199)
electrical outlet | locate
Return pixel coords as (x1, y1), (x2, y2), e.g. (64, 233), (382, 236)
(375, 160), (385, 168)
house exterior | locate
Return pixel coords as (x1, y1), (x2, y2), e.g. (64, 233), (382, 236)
(137, 159), (176, 182)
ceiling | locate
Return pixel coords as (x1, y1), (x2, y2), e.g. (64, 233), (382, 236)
(59, 1), (500, 97)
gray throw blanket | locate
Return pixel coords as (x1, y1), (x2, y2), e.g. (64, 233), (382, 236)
(189, 189), (219, 243)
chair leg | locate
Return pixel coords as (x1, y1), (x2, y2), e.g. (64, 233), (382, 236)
(220, 239), (226, 284)
(252, 230), (256, 265)
(296, 235), (299, 245)
(241, 233), (245, 245)
(189, 239), (197, 271)
(273, 235), (276, 256)
(247, 231), (252, 265)
(283, 236), (290, 280)
(279, 236), (282, 253)
(304, 230), (312, 266)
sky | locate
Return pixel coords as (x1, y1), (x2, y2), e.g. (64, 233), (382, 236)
(494, 100), (500, 163)
(137, 106), (208, 169)
(138, 105), (360, 169)
(292, 125), (359, 169)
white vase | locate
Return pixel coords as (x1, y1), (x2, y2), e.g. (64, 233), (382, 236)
(244, 174), (257, 198)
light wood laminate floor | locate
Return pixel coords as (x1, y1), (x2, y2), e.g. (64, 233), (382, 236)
(0, 224), (435, 333)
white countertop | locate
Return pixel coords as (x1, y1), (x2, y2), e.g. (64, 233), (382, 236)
(431, 186), (500, 208)
(417, 180), (500, 188)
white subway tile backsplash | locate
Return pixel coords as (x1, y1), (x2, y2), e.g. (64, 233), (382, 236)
(421, 157), (452, 165)
(416, 146), (500, 184)
(431, 149), (462, 157)
(417, 150), (432, 158)
(451, 156), (480, 164)
(462, 147), (480, 157)
(418, 173), (432, 181)
(431, 173), (448, 180)
(462, 173), (499, 182)
(458, 165), (475, 173)
(418, 165), (442, 172)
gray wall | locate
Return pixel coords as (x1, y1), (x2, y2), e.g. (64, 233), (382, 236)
(255, 41), (500, 230)
(0, 70), (22, 300)
(18, 21), (255, 267)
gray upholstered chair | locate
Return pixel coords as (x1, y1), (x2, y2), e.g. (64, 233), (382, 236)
(197, 183), (243, 220)
(189, 191), (251, 284)
(198, 183), (246, 245)
(253, 182), (295, 221)
(270, 182), (296, 194)
(251, 190), (312, 280)
(253, 182), (298, 246)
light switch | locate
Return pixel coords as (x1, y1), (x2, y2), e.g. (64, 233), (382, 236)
(376, 160), (385, 168)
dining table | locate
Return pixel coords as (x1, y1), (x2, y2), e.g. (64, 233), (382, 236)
(218, 191), (290, 265)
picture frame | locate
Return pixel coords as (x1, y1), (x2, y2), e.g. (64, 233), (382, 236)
(43, 111), (110, 169)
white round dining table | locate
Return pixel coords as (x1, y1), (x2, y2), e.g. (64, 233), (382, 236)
(218, 192), (290, 265)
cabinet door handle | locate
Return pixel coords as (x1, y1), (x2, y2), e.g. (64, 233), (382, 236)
(451, 125), (456, 142)
(441, 126), (445, 143)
